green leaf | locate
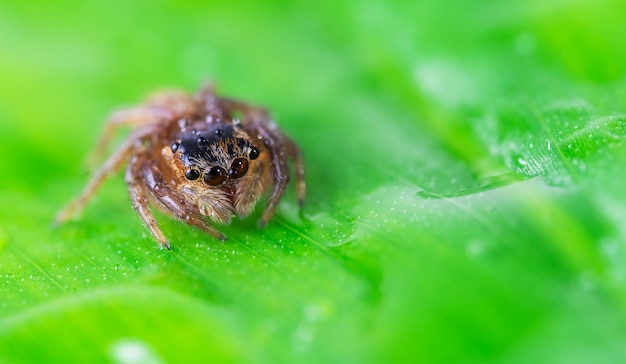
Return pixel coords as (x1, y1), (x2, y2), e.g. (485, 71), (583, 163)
(2, 0), (626, 363)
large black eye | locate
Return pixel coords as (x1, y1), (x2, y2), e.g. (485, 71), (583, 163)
(228, 158), (249, 179)
(185, 169), (200, 180)
(249, 146), (260, 160)
(204, 166), (228, 186)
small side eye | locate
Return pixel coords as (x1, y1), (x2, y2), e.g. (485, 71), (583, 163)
(249, 146), (260, 160)
(228, 158), (249, 179)
(185, 169), (200, 180)
(197, 136), (209, 148)
(171, 142), (180, 153)
(204, 166), (228, 186)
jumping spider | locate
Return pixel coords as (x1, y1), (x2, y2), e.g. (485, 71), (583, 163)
(55, 85), (305, 249)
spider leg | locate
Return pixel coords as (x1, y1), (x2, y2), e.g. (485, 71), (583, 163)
(195, 83), (221, 115)
(54, 127), (158, 226)
(216, 97), (269, 121)
(240, 123), (290, 228)
(89, 105), (172, 164)
(139, 161), (227, 242)
(126, 154), (170, 249)
(285, 136), (306, 208)
(255, 124), (291, 229)
(90, 90), (195, 164)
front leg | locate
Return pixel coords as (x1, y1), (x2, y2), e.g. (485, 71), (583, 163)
(254, 123), (291, 228)
(126, 155), (171, 249)
(139, 161), (227, 242)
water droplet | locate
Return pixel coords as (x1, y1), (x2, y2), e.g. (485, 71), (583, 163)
(308, 214), (355, 248)
(110, 339), (163, 364)
(466, 240), (483, 257)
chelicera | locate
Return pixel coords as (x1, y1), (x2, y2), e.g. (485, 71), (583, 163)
(55, 85), (305, 249)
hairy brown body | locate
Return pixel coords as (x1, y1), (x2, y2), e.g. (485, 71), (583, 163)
(56, 86), (305, 249)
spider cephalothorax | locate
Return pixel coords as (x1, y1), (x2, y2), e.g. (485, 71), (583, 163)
(173, 122), (260, 185)
(56, 85), (305, 249)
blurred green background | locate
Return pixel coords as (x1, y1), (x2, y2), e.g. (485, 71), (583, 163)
(2, 0), (626, 363)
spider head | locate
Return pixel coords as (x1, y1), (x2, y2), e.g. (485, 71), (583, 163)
(171, 123), (261, 187)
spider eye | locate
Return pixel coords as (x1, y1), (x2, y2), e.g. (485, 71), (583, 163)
(197, 136), (209, 148)
(228, 158), (249, 179)
(249, 146), (260, 160)
(185, 169), (200, 180)
(171, 142), (180, 153)
(204, 166), (228, 186)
